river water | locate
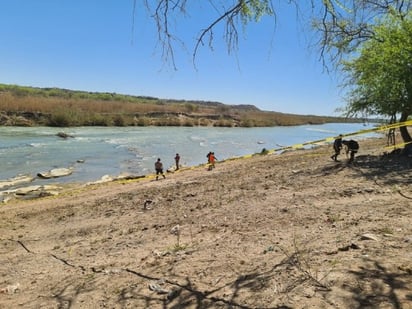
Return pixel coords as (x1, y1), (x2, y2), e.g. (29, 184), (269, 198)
(0, 123), (378, 187)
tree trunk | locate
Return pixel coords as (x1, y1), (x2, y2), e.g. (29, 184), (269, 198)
(399, 112), (412, 142)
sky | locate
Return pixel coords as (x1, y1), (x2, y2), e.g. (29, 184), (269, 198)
(0, 1), (346, 116)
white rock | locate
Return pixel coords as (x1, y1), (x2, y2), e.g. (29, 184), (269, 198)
(360, 233), (379, 241)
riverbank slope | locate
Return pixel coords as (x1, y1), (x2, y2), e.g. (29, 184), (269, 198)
(1, 137), (411, 308)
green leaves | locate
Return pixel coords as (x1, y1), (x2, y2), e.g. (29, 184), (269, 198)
(239, 0), (274, 23)
(342, 11), (412, 119)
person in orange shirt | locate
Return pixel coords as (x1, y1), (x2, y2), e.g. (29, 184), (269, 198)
(207, 152), (217, 170)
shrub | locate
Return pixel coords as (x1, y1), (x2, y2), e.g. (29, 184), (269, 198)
(113, 114), (126, 126)
(135, 117), (149, 126)
(88, 113), (111, 126)
(48, 108), (79, 127)
(214, 119), (233, 127)
(182, 119), (195, 127)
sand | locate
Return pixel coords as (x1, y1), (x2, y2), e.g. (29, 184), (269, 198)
(1, 137), (412, 309)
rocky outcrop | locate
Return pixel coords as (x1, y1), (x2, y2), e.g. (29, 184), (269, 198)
(0, 111), (49, 126)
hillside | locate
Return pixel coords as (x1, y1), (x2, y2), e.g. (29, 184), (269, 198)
(0, 83), (359, 127)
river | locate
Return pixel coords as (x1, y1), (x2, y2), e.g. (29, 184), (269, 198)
(0, 123), (379, 187)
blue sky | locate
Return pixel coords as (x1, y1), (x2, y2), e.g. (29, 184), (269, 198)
(0, 1), (345, 116)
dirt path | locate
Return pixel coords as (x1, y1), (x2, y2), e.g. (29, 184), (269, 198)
(1, 137), (412, 308)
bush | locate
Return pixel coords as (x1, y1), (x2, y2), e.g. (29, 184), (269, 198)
(88, 113), (111, 126)
(214, 119), (233, 127)
(48, 110), (76, 127)
(182, 119), (195, 127)
(113, 114), (126, 126)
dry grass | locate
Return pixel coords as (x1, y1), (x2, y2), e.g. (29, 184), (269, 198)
(0, 84), (357, 127)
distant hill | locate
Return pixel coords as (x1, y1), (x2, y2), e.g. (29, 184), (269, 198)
(0, 83), (360, 127)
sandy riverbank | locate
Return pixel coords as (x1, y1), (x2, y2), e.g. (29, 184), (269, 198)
(1, 136), (412, 308)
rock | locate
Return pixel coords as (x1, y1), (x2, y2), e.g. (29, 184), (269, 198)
(350, 243), (361, 249)
(0, 175), (34, 190)
(403, 236), (412, 243)
(338, 243), (362, 251)
(143, 199), (153, 210)
(37, 167), (73, 179)
(0, 193), (13, 204)
(167, 288), (182, 301)
(0, 283), (20, 294)
(15, 185), (42, 195)
(56, 132), (74, 138)
(14, 185), (61, 198)
(398, 264), (412, 274)
(86, 175), (114, 185)
(115, 173), (146, 180)
(360, 233), (379, 241)
(148, 282), (169, 294)
(86, 174), (145, 186)
(170, 225), (180, 235)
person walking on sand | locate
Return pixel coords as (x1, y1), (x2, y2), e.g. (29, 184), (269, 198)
(331, 134), (343, 161)
(342, 140), (359, 163)
(208, 152), (217, 170)
(154, 158), (166, 180)
(174, 153), (180, 170)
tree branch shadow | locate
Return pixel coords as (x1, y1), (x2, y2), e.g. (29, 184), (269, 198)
(344, 258), (411, 309)
(123, 266), (293, 309)
(319, 152), (412, 187)
(353, 153), (412, 185)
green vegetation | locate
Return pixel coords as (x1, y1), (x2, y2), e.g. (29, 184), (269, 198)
(310, 1), (412, 143)
(341, 11), (412, 143)
(0, 83), (357, 127)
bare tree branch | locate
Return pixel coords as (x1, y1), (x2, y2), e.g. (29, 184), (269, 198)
(193, 3), (242, 67)
(134, 0), (412, 72)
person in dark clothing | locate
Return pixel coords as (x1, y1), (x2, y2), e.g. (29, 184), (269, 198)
(154, 158), (166, 180)
(331, 134), (343, 161)
(206, 151), (212, 163)
(342, 140), (359, 163)
(387, 128), (395, 146)
(174, 153), (180, 170)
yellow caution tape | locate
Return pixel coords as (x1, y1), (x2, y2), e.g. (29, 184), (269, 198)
(121, 119), (412, 183)
(266, 119), (412, 154)
(384, 141), (412, 150)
